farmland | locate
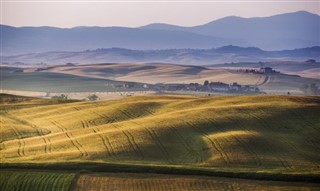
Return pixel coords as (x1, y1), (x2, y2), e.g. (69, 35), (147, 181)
(34, 63), (320, 94)
(2, 63), (320, 97)
(1, 7), (320, 191)
(44, 63), (262, 85)
(1, 166), (319, 191)
(75, 173), (320, 191)
(1, 94), (320, 172)
(0, 71), (145, 93)
(0, 170), (74, 191)
(1, 94), (320, 190)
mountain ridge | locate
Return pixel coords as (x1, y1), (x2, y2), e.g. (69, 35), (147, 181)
(141, 11), (320, 50)
(1, 11), (319, 55)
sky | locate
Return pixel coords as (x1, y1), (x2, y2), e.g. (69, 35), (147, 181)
(1, 0), (319, 28)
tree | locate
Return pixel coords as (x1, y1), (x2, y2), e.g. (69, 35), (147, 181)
(310, 83), (319, 95)
(305, 59), (316, 63)
(88, 94), (99, 101)
(203, 80), (209, 86)
(300, 83), (319, 95)
(52, 94), (68, 100)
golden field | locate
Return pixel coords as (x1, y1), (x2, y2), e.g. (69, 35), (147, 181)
(1, 94), (320, 190)
(1, 94), (320, 175)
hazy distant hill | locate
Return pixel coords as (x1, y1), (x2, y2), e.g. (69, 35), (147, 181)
(142, 11), (320, 50)
(1, 11), (319, 55)
(1, 25), (246, 55)
(2, 46), (319, 65)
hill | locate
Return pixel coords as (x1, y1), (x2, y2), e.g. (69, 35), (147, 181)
(1, 11), (319, 55)
(0, 93), (78, 110)
(42, 63), (320, 94)
(1, 94), (320, 176)
(2, 46), (320, 66)
(142, 11), (320, 50)
(0, 70), (146, 93)
(0, 25), (243, 55)
(211, 60), (320, 79)
(1, 63), (319, 95)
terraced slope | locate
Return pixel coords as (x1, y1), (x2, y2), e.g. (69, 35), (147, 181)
(1, 95), (320, 175)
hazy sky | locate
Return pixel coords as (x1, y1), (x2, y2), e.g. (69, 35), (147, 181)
(1, 0), (319, 28)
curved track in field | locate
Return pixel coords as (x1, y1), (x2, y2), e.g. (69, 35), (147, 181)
(1, 95), (320, 175)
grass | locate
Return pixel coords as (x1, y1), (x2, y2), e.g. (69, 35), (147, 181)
(1, 166), (318, 191)
(1, 94), (319, 174)
(2, 161), (320, 182)
(1, 71), (145, 92)
(0, 170), (75, 191)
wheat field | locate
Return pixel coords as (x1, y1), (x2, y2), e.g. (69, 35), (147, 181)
(1, 94), (320, 175)
(75, 173), (320, 191)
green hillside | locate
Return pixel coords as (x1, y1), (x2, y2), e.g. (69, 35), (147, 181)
(1, 71), (145, 92)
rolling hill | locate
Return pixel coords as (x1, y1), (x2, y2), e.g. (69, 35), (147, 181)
(1, 63), (319, 96)
(2, 62), (319, 96)
(211, 61), (320, 79)
(0, 70), (146, 93)
(2, 46), (320, 65)
(1, 94), (320, 176)
(42, 63), (320, 94)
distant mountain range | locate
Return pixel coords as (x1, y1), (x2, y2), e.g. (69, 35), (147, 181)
(2, 46), (319, 65)
(1, 11), (319, 55)
(141, 11), (320, 50)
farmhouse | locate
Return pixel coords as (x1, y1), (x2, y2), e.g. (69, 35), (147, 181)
(306, 59), (316, 63)
(143, 84), (149, 89)
(158, 84), (187, 91)
(209, 82), (229, 92)
(230, 82), (242, 91)
(238, 67), (280, 74)
(259, 67), (273, 74)
(187, 83), (200, 91)
(155, 80), (261, 94)
(243, 85), (259, 92)
(123, 83), (135, 88)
